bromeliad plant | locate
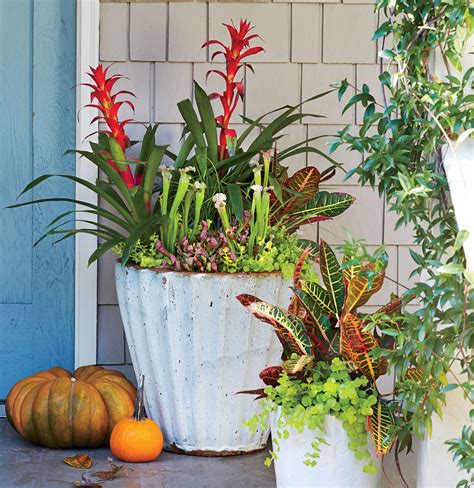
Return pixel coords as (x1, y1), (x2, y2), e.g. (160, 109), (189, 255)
(203, 19), (263, 160)
(238, 242), (414, 472)
(10, 19), (353, 275)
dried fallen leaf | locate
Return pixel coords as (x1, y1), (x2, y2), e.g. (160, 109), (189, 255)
(72, 474), (101, 487)
(93, 458), (126, 482)
(64, 454), (93, 469)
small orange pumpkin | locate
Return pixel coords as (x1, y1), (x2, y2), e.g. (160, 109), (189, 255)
(110, 375), (163, 463)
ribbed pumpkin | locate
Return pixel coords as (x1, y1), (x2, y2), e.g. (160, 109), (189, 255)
(5, 365), (136, 448)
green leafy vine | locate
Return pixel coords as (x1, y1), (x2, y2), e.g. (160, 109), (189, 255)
(333, 0), (473, 484)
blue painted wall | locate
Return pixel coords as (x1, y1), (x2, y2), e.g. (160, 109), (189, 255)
(0, 0), (77, 399)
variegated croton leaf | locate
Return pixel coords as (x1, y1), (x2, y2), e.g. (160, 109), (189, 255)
(236, 294), (312, 356)
(368, 399), (396, 456)
(288, 247), (311, 316)
(341, 254), (362, 282)
(293, 287), (333, 344)
(405, 367), (424, 382)
(283, 354), (313, 374)
(299, 281), (337, 319)
(259, 366), (284, 386)
(306, 331), (333, 362)
(296, 238), (319, 261)
(280, 166), (321, 213)
(319, 240), (345, 316)
(235, 388), (266, 400)
(280, 191), (354, 232)
(375, 292), (416, 316)
(344, 263), (385, 313)
(340, 312), (384, 383)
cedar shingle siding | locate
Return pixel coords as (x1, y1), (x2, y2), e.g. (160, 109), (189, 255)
(97, 1), (417, 376)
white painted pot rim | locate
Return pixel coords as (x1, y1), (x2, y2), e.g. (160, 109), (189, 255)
(117, 259), (284, 277)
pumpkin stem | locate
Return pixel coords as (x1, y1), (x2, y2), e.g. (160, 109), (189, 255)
(133, 374), (146, 421)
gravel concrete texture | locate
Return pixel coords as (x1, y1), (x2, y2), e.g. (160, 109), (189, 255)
(0, 419), (418, 487)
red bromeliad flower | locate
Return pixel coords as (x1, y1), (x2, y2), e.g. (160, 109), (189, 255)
(84, 64), (136, 188)
(203, 20), (263, 160)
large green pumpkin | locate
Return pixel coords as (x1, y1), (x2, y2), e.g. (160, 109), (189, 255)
(5, 365), (136, 448)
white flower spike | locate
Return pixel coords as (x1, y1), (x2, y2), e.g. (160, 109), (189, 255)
(212, 193), (227, 209)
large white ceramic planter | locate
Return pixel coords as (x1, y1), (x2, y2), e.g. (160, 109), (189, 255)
(417, 366), (471, 487)
(417, 141), (473, 486)
(115, 264), (291, 455)
(271, 409), (381, 488)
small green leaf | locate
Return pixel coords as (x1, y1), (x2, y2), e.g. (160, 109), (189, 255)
(227, 184), (244, 222)
(437, 263), (464, 275)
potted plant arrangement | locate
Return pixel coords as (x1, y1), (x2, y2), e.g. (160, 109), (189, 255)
(238, 241), (411, 486)
(11, 20), (354, 454)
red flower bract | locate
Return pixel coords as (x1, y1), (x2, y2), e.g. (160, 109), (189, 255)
(203, 19), (263, 160)
(84, 64), (136, 188)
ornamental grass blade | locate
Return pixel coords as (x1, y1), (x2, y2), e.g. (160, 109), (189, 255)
(368, 399), (396, 456)
(143, 145), (167, 209)
(344, 264), (385, 313)
(340, 313), (380, 382)
(138, 124), (159, 162)
(319, 240), (345, 315)
(236, 294), (312, 355)
(177, 98), (206, 148)
(227, 183), (244, 222)
(194, 82), (218, 163)
(121, 214), (170, 265)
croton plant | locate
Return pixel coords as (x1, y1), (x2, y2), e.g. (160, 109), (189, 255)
(238, 242), (415, 471)
(11, 20), (353, 276)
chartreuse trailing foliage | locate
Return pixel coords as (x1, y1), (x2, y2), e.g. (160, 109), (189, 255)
(238, 243), (412, 472)
(245, 359), (379, 473)
(9, 20), (353, 276)
(332, 1), (473, 485)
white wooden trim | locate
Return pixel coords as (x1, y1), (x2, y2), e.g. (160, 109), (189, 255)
(75, 0), (100, 367)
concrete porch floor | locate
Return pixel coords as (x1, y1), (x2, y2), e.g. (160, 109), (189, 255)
(0, 419), (417, 487)
(0, 419), (275, 488)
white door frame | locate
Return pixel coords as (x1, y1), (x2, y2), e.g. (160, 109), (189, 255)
(75, 0), (100, 367)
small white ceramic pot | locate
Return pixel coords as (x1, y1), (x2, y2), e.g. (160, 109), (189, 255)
(271, 408), (381, 488)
